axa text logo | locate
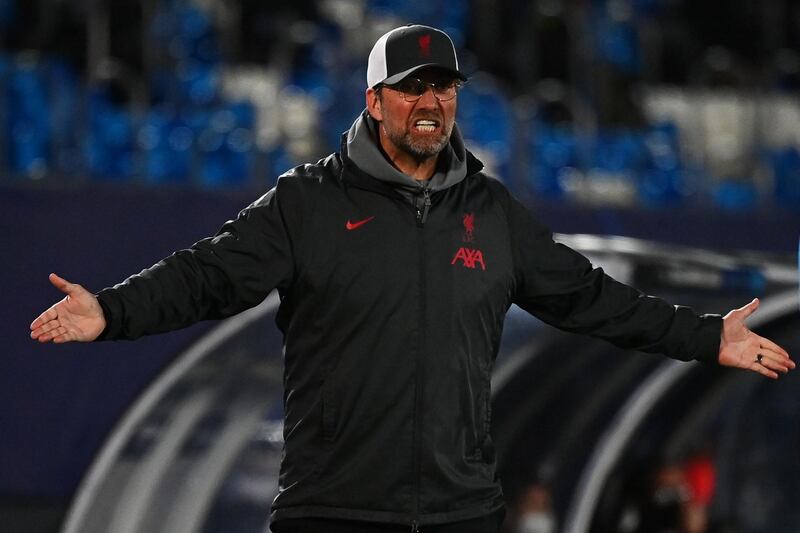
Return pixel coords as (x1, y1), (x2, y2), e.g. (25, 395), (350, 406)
(451, 247), (486, 271)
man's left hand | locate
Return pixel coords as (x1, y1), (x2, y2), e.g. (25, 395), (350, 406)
(719, 298), (795, 379)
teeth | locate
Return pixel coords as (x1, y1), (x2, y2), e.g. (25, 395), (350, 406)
(415, 120), (437, 132)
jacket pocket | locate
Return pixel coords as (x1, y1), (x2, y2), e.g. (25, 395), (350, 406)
(473, 377), (494, 463)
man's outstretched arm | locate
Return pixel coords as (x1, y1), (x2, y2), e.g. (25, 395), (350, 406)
(497, 185), (794, 376)
(718, 298), (795, 379)
(30, 273), (106, 343)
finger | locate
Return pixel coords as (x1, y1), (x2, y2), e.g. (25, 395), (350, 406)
(759, 344), (795, 367)
(52, 328), (76, 344)
(35, 333), (53, 343)
(38, 327), (70, 344)
(35, 327), (62, 343)
(757, 349), (795, 373)
(757, 336), (792, 361)
(30, 306), (59, 330)
(31, 319), (62, 338)
(751, 360), (779, 380)
(756, 353), (792, 374)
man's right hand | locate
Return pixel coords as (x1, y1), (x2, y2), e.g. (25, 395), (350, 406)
(30, 273), (107, 343)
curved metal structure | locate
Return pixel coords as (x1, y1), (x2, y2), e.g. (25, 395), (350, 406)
(62, 294), (283, 533)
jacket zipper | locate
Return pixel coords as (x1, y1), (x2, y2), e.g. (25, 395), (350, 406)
(415, 184), (431, 226)
(412, 182), (429, 530)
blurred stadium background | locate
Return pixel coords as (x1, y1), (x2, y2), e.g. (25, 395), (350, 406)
(2, 1), (799, 532)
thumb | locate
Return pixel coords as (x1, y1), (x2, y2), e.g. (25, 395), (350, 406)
(737, 297), (760, 319)
(49, 272), (78, 295)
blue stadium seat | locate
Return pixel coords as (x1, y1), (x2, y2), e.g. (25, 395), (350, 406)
(268, 145), (298, 181)
(457, 76), (513, 177)
(638, 122), (687, 206)
(593, 4), (641, 74)
(590, 130), (647, 173)
(770, 146), (800, 209)
(47, 59), (82, 177)
(150, 2), (218, 64)
(195, 103), (257, 188)
(320, 66), (365, 151)
(85, 89), (137, 181)
(178, 60), (220, 106)
(528, 122), (580, 199)
(139, 105), (187, 184)
(712, 180), (758, 210)
(8, 59), (50, 178)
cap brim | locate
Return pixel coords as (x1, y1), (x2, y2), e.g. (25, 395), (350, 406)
(378, 64), (468, 87)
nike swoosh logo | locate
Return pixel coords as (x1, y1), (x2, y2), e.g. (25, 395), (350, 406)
(346, 216), (375, 230)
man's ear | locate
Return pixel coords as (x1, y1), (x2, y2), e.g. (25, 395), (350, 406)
(366, 87), (383, 122)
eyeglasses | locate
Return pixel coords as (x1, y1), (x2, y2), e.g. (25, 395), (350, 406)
(381, 77), (464, 102)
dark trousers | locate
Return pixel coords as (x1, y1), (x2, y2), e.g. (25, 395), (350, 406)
(271, 510), (504, 533)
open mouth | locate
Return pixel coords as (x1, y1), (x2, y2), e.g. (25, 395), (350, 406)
(413, 119), (440, 133)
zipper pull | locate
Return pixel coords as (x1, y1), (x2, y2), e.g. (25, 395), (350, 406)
(416, 186), (431, 226)
(411, 520), (420, 532)
(421, 187), (431, 224)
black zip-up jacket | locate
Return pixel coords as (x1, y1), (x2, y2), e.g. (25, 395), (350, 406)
(96, 140), (722, 527)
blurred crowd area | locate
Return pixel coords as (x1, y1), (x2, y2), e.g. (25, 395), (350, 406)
(2, 0), (800, 210)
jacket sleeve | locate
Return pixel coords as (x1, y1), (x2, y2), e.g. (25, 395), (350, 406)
(501, 188), (721, 363)
(95, 178), (299, 340)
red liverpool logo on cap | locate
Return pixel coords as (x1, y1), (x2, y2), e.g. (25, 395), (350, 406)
(418, 35), (431, 58)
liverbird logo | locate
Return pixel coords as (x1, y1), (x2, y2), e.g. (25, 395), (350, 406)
(418, 35), (431, 58)
(462, 212), (475, 242)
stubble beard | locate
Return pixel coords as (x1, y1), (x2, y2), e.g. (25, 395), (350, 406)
(385, 121), (453, 163)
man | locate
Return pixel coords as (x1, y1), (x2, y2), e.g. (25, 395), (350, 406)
(31, 24), (793, 533)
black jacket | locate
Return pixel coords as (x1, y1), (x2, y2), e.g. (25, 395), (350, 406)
(96, 142), (722, 527)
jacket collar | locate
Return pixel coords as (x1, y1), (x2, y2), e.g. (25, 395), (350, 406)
(336, 111), (484, 194)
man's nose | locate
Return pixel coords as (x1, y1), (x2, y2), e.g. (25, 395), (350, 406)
(416, 86), (439, 107)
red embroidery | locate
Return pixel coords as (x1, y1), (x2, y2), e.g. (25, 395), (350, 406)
(451, 247), (486, 270)
(418, 35), (431, 58)
(462, 212), (475, 242)
(345, 216), (375, 230)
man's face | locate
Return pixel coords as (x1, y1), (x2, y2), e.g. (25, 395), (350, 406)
(367, 68), (460, 163)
